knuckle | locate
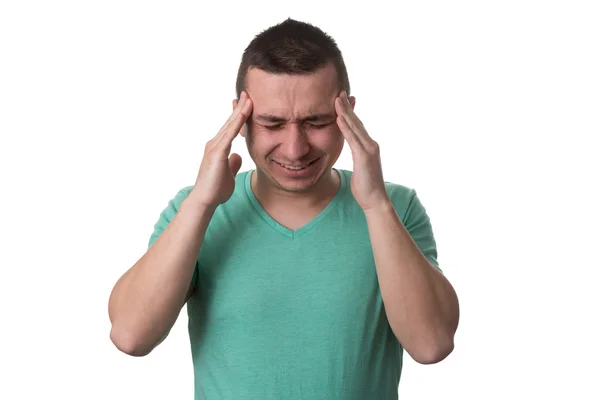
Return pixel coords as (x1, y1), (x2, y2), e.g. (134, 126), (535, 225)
(204, 140), (217, 153)
(236, 111), (248, 121)
(367, 142), (379, 154)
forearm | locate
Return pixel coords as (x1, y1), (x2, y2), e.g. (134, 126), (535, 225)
(364, 201), (459, 364)
(108, 197), (215, 356)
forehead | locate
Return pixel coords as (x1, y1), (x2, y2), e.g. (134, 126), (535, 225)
(245, 63), (340, 118)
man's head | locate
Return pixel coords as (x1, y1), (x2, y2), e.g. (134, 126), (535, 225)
(233, 18), (355, 194)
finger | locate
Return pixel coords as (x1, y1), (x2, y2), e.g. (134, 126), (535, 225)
(216, 91), (250, 140)
(341, 91), (368, 136)
(338, 91), (373, 146)
(335, 96), (361, 148)
(215, 93), (244, 139)
(216, 92), (253, 145)
(228, 153), (243, 176)
(336, 100), (363, 152)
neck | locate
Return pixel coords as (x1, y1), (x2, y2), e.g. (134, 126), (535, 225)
(252, 168), (340, 210)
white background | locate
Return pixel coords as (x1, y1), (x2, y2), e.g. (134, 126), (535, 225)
(1, 1), (599, 399)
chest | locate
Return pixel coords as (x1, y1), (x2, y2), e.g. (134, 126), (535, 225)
(192, 230), (381, 331)
(260, 204), (330, 231)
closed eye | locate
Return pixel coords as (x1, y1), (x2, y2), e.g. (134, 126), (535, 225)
(262, 122), (332, 131)
(307, 123), (332, 129)
(263, 124), (284, 131)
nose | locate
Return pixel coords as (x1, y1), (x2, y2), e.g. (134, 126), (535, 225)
(280, 124), (310, 160)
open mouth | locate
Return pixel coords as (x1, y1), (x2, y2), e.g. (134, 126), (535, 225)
(274, 158), (319, 171)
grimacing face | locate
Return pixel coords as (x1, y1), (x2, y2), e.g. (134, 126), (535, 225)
(233, 62), (355, 194)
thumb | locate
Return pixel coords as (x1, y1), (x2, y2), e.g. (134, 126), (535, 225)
(228, 153), (242, 176)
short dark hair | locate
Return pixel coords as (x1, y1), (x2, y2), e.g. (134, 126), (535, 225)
(235, 18), (350, 98)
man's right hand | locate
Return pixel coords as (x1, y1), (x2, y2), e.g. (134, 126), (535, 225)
(188, 91), (253, 209)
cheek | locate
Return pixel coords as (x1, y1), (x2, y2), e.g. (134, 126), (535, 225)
(246, 129), (277, 153)
(310, 128), (344, 150)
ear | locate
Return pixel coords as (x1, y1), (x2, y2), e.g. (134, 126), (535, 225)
(231, 98), (247, 137)
(349, 95), (356, 111)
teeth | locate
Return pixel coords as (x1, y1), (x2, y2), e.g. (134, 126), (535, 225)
(275, 159), (318, 170)
(281, 163), (308, 170)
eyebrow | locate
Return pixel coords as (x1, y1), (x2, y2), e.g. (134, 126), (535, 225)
(254, 113), (336, 124)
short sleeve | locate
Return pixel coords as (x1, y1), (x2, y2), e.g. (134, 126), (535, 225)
(148, 186), (199, 287)
(397, 189), (442, 273)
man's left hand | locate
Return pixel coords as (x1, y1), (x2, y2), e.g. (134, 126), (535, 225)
(335, 90), (390, 212)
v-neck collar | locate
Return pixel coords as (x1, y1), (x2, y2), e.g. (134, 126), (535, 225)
(244, 168), (348, 239)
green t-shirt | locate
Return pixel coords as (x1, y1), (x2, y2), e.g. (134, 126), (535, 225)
(149, 168), (440, 400)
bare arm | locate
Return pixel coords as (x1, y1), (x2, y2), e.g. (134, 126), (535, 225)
(333, 91), (459, 365)
(108, 200), (215, 356)
(364, 202), (459, 364)
(108, 91), (253, 357)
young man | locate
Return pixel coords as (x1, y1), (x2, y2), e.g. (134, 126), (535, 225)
(108, 18), (459, 399)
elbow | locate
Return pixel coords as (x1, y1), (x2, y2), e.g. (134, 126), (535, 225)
(110, 325), (153, 357)
(407, 335), (455, 365)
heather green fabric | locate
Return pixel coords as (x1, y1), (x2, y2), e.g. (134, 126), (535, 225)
(148, 168), (440, 400)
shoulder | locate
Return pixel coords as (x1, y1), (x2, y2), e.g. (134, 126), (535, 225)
(149, 171), (252, 244)
(384, 181), (418, 212)
(160, 170), (252, 211)
(170, 185), (195, 205)
(152, 185), (194, 220)
(338, 169), (419, 219)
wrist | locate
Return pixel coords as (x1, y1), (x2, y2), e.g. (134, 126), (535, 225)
(362, 199), (395, 217)
(180, 195), (217, 219)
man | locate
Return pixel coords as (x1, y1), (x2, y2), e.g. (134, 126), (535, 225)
(108, 18), (459, 399)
